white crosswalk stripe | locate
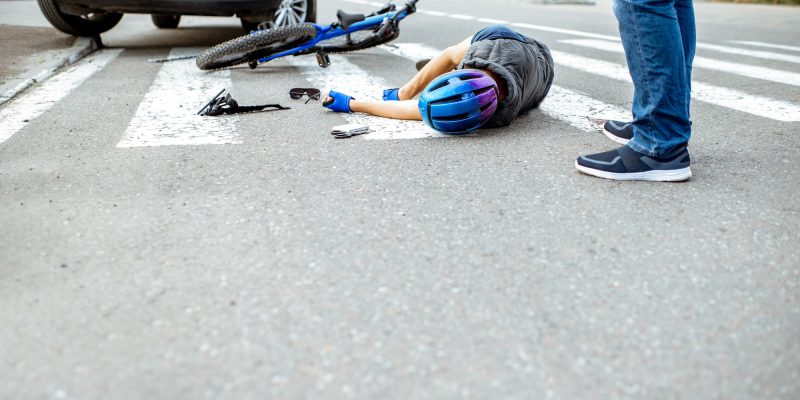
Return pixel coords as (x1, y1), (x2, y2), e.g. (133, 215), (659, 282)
(728, 41), (800, 53)
(697, 42), (800, 64)
(561, 38), (800, 87)
(449, 14), (476, 20)
(551, 50), (800, 122)
(0, 50), (121, 144)
(380, 43), (631, 133)
(116, 48), (239, 148)
(477, 18), (509, 25)
(510, 22), (619, 41)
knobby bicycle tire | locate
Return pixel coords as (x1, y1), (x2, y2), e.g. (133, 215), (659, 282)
(196, 23), (317, 70)
(314, 26), (400, 54)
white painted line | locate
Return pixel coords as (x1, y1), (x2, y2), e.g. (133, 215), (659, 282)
(117, 48), (239, 148)
(419, 10), (447, 17)
(0, 49), (121, 145)
(449, 14), (475, 20)
(382, 43), (631, 132)
(339, 0), (383, 5)
(510, 22), (620, 41)
(550, 51), (631, 80)
(379, 42), (441, 60)
(561, 38), (800, 87)
(697, 43), (800, 64)
(694, 57), (800, 87)
(551, 50), (800, 122)
(354, 0), (384, 6)
(729, 41), (800, 53)
(477, 18), (509, 25)
(287, 52), (446, 140)
(540, 86), (631, 133)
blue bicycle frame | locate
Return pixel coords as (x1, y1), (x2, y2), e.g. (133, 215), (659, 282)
(254, 1), (417, 64)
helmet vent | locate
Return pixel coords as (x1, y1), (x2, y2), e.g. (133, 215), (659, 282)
(434, 94), (466, 104)
(433, 112), (470, 122)
(474, 86), (495, 95)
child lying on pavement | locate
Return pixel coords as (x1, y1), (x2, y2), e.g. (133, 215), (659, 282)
(322, 25), (555, 134)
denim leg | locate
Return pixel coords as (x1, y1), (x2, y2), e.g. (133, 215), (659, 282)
(613, 0), (692, 156)
(675, 0), (696, 120)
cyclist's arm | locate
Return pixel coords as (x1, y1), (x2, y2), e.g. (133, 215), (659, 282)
(350, 99), (421, 120)
(397, 36), (472, 100)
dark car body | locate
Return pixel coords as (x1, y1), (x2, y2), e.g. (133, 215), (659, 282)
(56, 0), (282, 19)
(37, 0), (316, 36)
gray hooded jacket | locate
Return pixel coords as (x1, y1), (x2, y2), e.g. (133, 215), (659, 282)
(458, 36), (554, 128)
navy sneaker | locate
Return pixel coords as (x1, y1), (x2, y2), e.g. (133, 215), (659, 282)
(603, 120), (633, 145)
(576, 144), (692, 181)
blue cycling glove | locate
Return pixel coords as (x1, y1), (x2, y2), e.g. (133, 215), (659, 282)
(382, 88), (400, 101)
(323, 90), (354, 113)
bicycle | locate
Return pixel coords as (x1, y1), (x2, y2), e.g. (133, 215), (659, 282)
(196, 0), (419, 71)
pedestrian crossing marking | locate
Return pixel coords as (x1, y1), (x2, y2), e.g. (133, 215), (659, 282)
(477, 18), (509, 25)
(551, 50), (800, 122)
(418, 10), (446, 17)
(116, 48), (239, 148)
(728, 41), (800, 53)
(697, 42), (800, 64)
(562, 39), (800, 87)
(0, 50), (121, 145)
(449, 14), (476, 20)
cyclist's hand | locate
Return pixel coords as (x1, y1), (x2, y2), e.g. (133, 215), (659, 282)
(323, 90), (354, 113)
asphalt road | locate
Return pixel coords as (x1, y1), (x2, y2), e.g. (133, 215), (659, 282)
(1, 0), (799, 399)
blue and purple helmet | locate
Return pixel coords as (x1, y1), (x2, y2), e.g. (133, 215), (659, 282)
(418, 69), (499, 134)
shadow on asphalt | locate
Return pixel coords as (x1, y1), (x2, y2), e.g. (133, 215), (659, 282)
(103, 26), (246, 49)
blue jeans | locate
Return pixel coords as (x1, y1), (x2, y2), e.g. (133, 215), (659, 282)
(613, 0), (696, 156)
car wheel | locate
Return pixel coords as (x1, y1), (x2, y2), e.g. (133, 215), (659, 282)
(36, 0), (123, 36)
(240, 0), (316, 32)
(152, 14), (181, 29)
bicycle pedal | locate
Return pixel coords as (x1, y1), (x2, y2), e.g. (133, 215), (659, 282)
(316, 52), (331, 68)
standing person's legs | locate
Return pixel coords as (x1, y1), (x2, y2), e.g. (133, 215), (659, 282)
(614, 0), (692, 156)
(575, 0), (693, 181)
(675, 0), (696, 120)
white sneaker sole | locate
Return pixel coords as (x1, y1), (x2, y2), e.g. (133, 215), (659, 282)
(575, 161), (692, 182)
(603, 128), (631, 145)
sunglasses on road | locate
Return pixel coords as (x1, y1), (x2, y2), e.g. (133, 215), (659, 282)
(289, 88), (321, 104)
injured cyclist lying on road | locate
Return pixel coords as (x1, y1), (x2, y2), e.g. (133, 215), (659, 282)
(322, 25), (555, 134)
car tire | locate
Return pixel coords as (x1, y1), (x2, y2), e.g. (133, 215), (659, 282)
(152, 14), (181, 29)
(240, 0), (316, 32)
(36, 0), (123, 36)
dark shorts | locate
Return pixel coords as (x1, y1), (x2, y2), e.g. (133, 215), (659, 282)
(471, 25), (528, 44)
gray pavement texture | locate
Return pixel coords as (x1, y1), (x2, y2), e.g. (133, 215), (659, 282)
(0, 25), (74, 82)
(1, 0), (799, 399)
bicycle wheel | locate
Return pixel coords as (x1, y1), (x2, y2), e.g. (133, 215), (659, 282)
(196, 23), (317, 70)
(316, 25), (399, 54)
